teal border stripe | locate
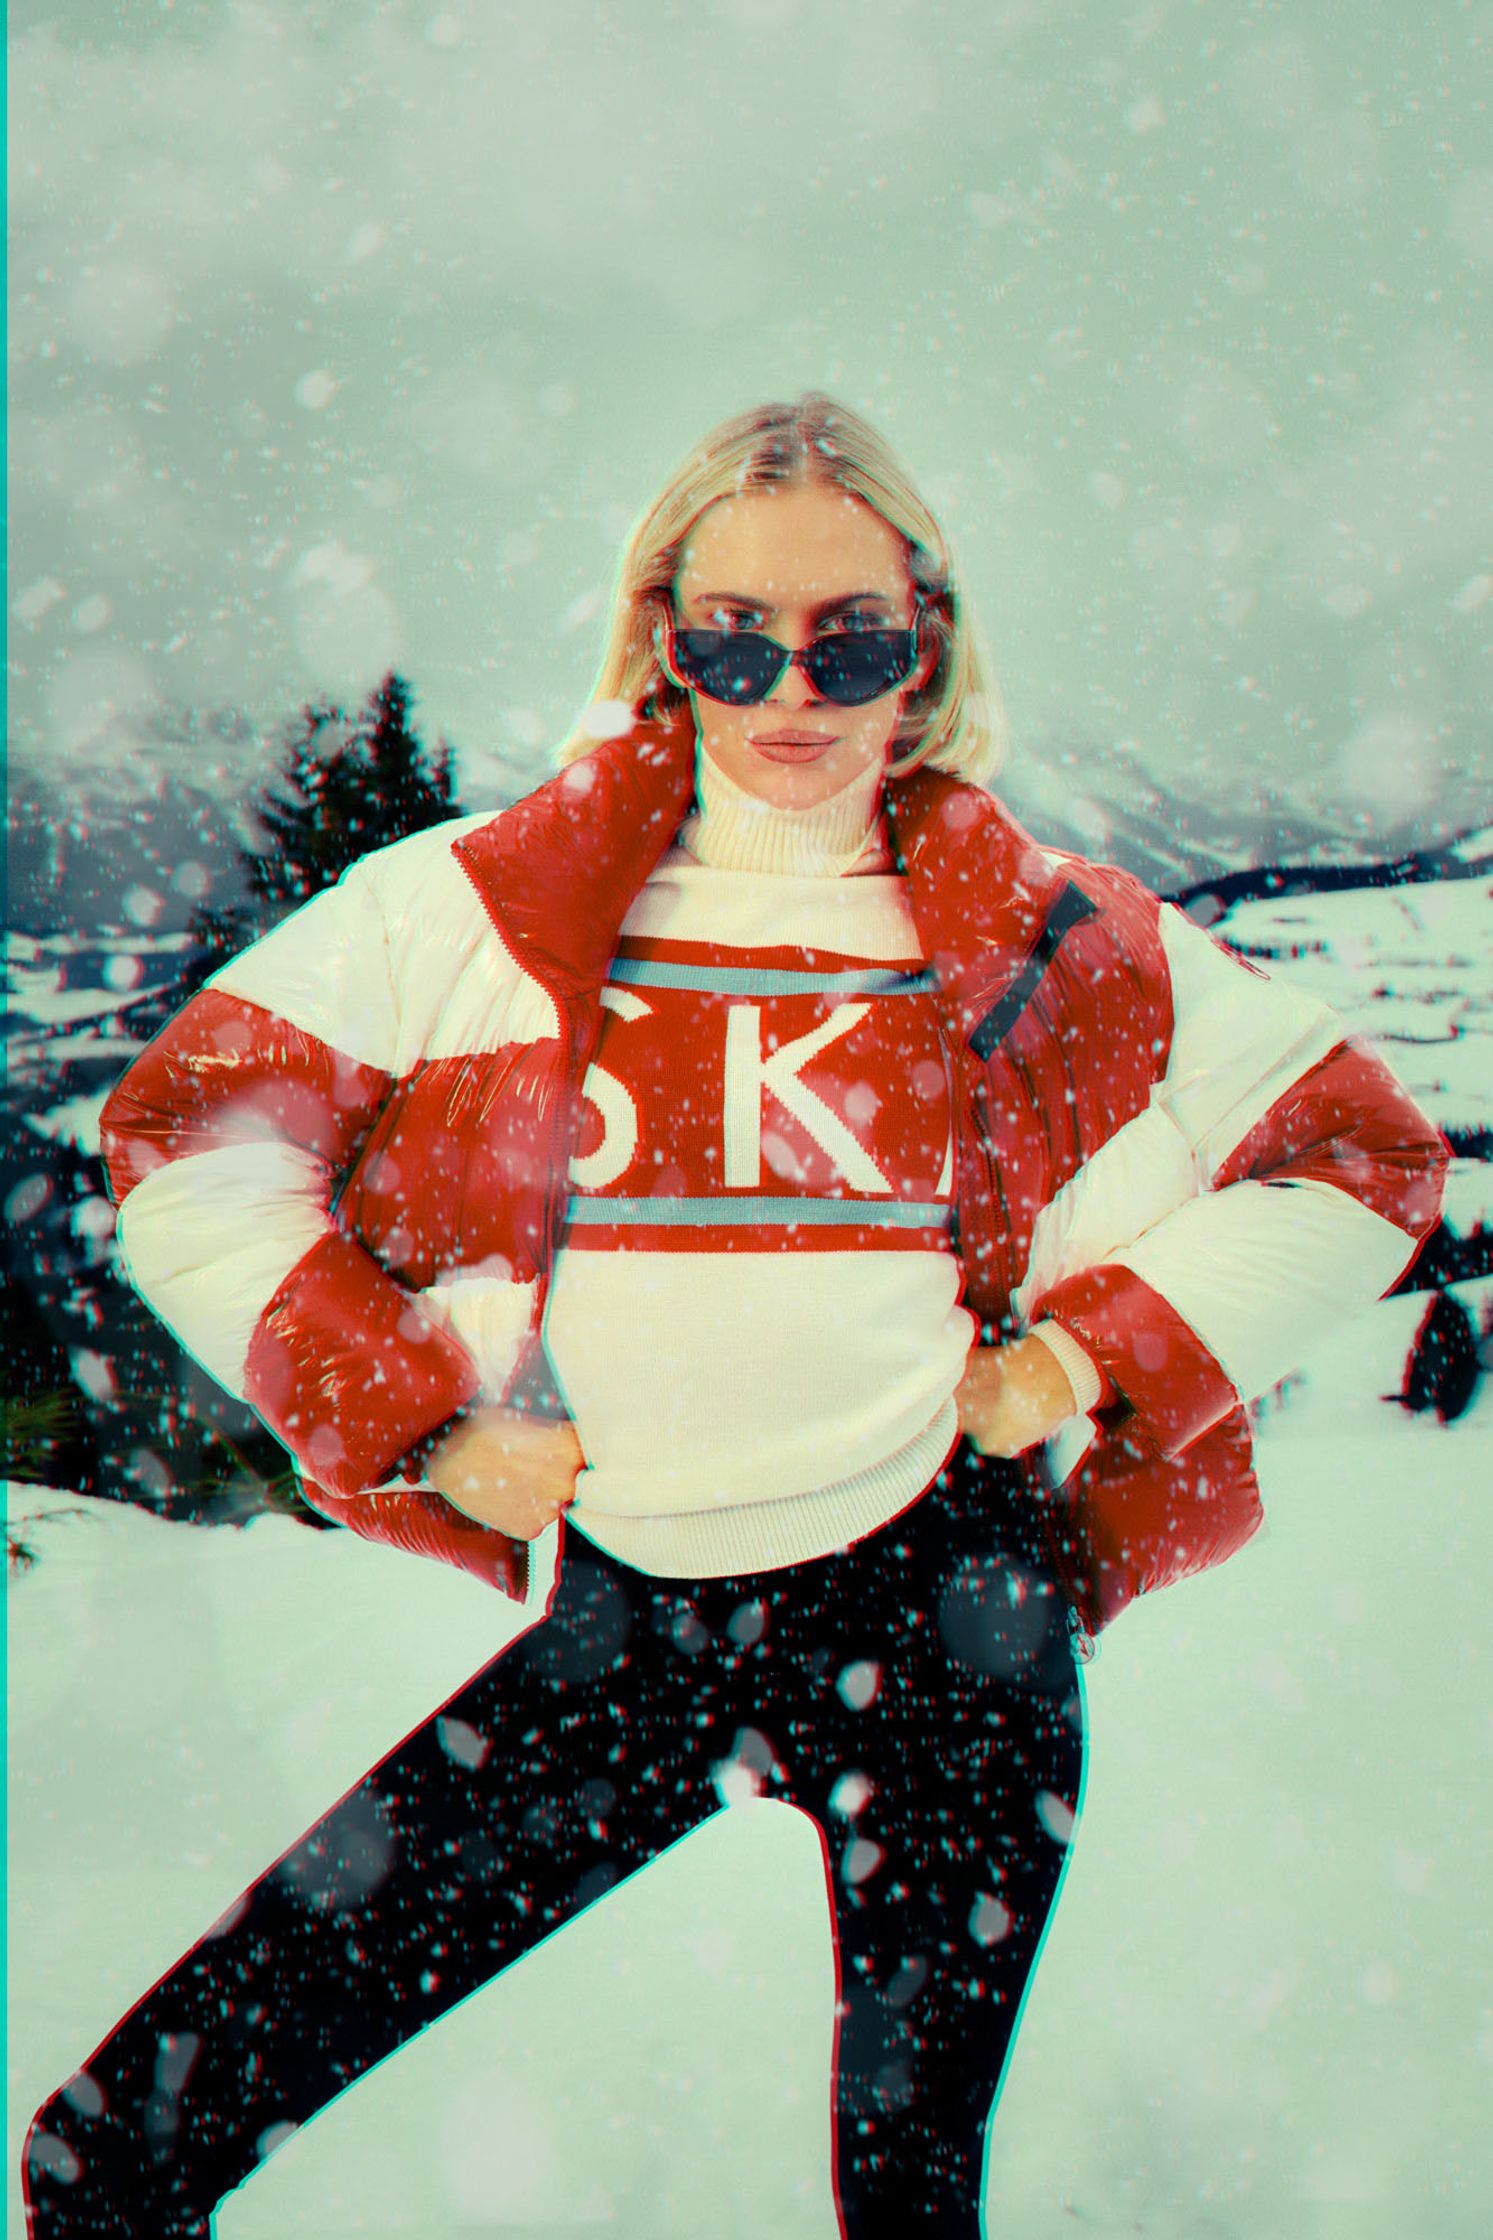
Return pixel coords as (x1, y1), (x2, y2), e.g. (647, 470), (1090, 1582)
(563, 1196), (950, 1228)
(607, 958), (939, 997)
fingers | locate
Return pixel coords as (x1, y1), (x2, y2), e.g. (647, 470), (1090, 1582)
(956, 1340), (1071, 1458)
(427, 1410), (583, 1537)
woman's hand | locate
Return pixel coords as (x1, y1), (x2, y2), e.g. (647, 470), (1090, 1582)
(424, 1407), (585, 1540)
(955, 1336), (1078, 1459)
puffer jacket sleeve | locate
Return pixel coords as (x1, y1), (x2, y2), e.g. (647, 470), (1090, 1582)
(100, 851), (483, 1502)
(1031, 898), (1451, 1457)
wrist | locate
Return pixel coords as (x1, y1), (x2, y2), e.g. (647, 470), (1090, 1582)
(395, 1403), (477, 1485)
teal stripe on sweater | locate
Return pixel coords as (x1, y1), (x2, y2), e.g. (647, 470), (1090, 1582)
(562, 1195), (950, 1229)
(607, 958), (938, 997)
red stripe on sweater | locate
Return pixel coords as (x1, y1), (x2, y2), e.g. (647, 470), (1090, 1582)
(244, 1230), (481, 1498)
(100, 989), (393, 1205)
(558, 1219), (953, 1255)
(572, 976), (954, 1213)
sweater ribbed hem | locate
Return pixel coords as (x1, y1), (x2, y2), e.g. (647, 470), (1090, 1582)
(564, 1401), (964, 1578)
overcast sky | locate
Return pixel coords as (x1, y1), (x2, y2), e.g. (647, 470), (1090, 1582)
(8, 0), (1490, 833)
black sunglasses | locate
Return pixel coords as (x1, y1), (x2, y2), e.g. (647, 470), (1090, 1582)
(662, 615), (923, 708)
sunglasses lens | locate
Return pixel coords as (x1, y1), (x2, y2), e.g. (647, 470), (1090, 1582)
(673, 630), (784, 704)
(803, 630), (918, 706)
(670, 626), (920, 706)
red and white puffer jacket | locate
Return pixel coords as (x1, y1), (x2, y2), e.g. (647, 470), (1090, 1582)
(99, 707), (1450, 1635)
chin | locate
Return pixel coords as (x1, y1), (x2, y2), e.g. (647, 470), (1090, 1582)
(749, 762), (850, 810)
(724, 737), (889, 808)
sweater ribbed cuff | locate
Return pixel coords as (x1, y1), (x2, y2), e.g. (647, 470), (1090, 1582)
(1028, 1319), (1108, 1416)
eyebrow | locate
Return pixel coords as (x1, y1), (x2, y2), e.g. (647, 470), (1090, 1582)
(688, 588), (896, 613)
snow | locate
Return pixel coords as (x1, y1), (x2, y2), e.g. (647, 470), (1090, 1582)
(1216, 877), (1493, 1137)
(20, 1095), (112, 1155)
(1441, 1160), (1493, 1234)
(9, 1287), (1490, 2236)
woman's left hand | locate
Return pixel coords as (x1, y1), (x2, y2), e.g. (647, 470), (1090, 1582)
(954, 1336), (1078, 1458)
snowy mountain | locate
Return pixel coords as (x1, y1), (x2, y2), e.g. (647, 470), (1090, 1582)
(998, 736), (1491, 900)
(10, 730), (1488, 944)
(8, 755), (261, 940)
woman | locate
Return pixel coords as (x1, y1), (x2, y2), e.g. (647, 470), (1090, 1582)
(25, 395), (1448, 2237)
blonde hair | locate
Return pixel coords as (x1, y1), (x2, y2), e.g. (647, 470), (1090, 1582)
(556, 392), (1006, 783)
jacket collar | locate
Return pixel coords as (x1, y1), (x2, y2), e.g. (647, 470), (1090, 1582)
(453, 703), (700, 1003)
(454, 707), (1065, 1047)
(879, 760), (1067, 1048)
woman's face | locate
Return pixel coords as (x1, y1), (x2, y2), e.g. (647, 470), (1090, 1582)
(665, 479), (931, 811)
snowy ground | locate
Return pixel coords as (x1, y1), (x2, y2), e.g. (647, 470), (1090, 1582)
(9, 1275), (1490, 2239)
(1217, 871), (1491, 1142)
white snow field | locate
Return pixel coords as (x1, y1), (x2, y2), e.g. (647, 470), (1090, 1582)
(9, 862), (1491, 2235)
(9, 1307), (1491, 2239)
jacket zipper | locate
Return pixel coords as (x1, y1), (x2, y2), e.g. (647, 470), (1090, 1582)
(957, 1054), (1018, 1343)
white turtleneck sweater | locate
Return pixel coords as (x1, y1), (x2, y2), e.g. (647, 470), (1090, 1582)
(541, 745), (1101, 1578)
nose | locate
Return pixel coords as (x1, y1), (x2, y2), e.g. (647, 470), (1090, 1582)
(765, 638), (823, 709)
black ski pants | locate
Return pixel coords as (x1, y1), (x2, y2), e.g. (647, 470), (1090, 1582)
(25, 1442), (1086, 2238)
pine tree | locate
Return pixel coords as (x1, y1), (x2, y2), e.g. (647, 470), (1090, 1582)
(245, 672), (458, 917)
(359, 671), (456, 848)
(29, 673), (467, 1529)
(147, 672), (462, 1019)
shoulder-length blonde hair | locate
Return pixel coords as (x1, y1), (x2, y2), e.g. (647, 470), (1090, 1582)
(555, 392), (1006, 784)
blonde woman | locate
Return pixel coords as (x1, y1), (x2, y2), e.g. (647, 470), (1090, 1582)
(26, 396), (1447, 2236)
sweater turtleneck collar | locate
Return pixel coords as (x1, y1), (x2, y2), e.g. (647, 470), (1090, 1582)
(676, 742), (895, 877)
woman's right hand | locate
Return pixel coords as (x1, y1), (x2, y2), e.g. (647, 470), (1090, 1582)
(424, 1406), (585, 1540)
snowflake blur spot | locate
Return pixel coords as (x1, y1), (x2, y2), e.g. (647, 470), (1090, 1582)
(123, 886), (164, 929)
(294, 370), (338, 412)
(25, 2132), (80, 2185)
(837, 1659), (882, 1711)
(7, 1175), (52, 1223)
(578, 699), (635, 742)
(841, 1837), (884, 1886)
(437, 1716), (490, 1771)
(274, 1790), (397, 1911)
(1035, 1790), (1076, 1846)
(726, 1597), (768, 1646)
(830, 1770), (873, 1818)
(60, 2071), (106, 2120)
(968, 1893), (1012, 1947)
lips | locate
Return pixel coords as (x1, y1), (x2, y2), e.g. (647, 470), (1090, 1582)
(749, 731), (838, 746)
